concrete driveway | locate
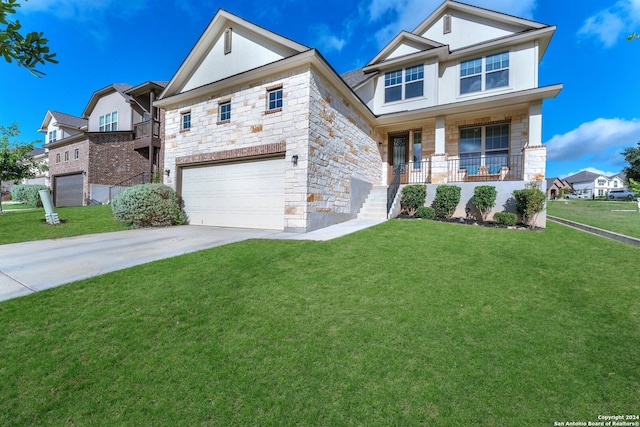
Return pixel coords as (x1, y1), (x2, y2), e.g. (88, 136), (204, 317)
(0, 219), (384, 303)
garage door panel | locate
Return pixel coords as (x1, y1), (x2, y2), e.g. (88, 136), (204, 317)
(55, 173), (83, 207)
(181, 158), (285, 230)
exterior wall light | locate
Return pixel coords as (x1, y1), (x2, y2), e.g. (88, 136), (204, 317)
(164, 169), (170, 176)
(291, 155), (298, 167)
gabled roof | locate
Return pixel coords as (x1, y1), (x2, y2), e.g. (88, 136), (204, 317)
(341, 68), (376, 90)
(565, 171), (604, 184)
(125, 81), (168, 97)
(38, 110), (88, 133)
(365, 31), (445, 68)
(160, 9), (309, 100)
(412, 0), (547, 36)
(82, 83), (133, 118)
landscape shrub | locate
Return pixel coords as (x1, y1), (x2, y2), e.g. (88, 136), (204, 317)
(473, 185), (497, 221)
(111, 183), (187, 228)
(416, 206), (435, 219)
(11, 184), (48, 207)
(400, 184), (427, 216)
(434, 185), (461, 219)
(493, 212), (517, 226)
(513, 185), (546, 229)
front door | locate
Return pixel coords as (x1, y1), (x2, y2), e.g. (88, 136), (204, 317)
(388, 133), (409, 183)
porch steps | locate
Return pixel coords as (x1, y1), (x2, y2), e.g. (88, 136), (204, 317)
(357, 186), (389, 220)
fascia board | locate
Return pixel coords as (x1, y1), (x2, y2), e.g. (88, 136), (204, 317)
(363, 46), (449, 73)
(374, 84), (562, 127)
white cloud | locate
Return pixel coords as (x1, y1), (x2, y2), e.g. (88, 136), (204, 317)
(20, 0), (147, 21)
(362, 0), (537, 48)
(313, 25), (348, 53)
(545, 118), (640, 162)
(578, 0), (640, 48)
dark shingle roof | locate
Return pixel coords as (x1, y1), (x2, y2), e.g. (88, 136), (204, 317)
(341, 68), (375, 89)
(49, 111), (88, 129)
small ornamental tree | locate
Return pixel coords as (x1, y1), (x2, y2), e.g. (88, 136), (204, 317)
(513, 184), (546, 229)
(473, 185), (497, 221)
(434, 185), (461, 219)
(400, 184), (426, 216)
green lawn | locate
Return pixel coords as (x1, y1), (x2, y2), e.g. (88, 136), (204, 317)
(547, 198), (640, 238)
(1, 220), (638, 425)
(0, 205), (128, 244)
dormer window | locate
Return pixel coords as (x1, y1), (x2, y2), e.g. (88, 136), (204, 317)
(48, 130), (57, 143)
(384, 64), (424, 103)
(460, 52), (509, 95)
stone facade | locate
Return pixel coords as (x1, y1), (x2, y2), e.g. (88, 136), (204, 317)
(163, 65), (384, 232)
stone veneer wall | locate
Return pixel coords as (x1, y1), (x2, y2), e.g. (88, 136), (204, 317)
(305, 69), (382, 231)
(163, 67), (312, 231)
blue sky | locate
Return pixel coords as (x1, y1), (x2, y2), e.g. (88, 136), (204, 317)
(2, 0), (640, 179)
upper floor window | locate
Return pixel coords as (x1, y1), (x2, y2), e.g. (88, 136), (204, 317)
(460, 52), (509, 95)
(48, 130), (57, 143)
(412, 130), (422, 170)
(56, 153), (60, 163)
(267, 87), (283, 112)
(219, 102), (231, 122)
(459, 123), (509, 173)
(614, 181), (619, 188)
(74, 149), (80, 160)
(64, 151), (69, 161)
(181, 111), (191, 131)
(99, 111), (118, 132)
(597, 179), (606, 186)
(384, 64), (424, 103)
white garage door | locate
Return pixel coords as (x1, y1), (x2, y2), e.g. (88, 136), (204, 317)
(181, 157), (285, 230)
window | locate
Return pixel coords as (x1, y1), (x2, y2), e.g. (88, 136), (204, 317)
(48, 130), (57, 143)
(64, 151), (69, 161)
(460, 52), (509, 95)
(267, 88), (283, 111)
(74, 149), (80, 160)
(224, 28), (232, 54)
(459, 123), (509, 174)
(384, 65), (424, 103)
(597, 179), (606, 186)
(598, 189), (605, 196)
(614, 181), (619, 188)
(219, 102), (231, 122)
(412, 131), (422, 169)
(56, 153), (60, 163)
(181, 111), (191, 130)
(99, 111), (118, 132)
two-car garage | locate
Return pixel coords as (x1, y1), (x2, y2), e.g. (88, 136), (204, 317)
(180, 157), (286, 230)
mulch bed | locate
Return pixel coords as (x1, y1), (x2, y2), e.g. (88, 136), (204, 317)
(396, 213), (532, 230)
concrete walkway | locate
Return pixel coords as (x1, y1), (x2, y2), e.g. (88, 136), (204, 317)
(0, 218), (385, 303)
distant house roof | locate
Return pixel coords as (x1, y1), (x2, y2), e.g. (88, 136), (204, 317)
(38, 110), (87, 133)
(565, 170), (625, 184)
(28, 147), (46, 157)
(82, 83), (134, 118)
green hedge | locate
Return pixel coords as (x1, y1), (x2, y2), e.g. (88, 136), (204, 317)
(400, 185), (426, 216)
(111, 184), (187, 228)
(434, 185), (461, 219)
(493, 212), (517, 226)
(10, 184), (48, 207)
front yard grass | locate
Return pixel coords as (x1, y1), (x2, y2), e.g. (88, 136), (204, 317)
(1, 220), (638, 425)
(0, 205), (128, 245)
(547, 198), (640, 238)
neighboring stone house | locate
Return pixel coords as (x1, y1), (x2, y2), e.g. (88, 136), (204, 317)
(564, 171), (626, 199)
(41, 82), (166, 206)
(156, 0), (562, 231)
(545, 177), (572, 199)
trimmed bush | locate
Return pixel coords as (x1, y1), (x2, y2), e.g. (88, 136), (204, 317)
(111, 184), (187, 228)
(434, 185), (461, 219)
(11, 184), (48, 207)
(513, 187), (545, 229)
(416, 206), (435, 219)
(494, 212), (517, 226)
(473, 185), (497, 221)
(400, 184), (427, 216)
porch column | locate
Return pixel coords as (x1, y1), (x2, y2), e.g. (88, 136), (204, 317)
(528, 101), (542, 146)
(523, 145), (546, 182)
(435, 116), (446, 154)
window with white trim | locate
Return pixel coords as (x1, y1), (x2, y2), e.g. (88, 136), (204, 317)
(384, 64), (424, 103)
(48, 130), (57, 143)
(614, 181), (619, 188)
(181, 111), (191, 130)
(74, 149), (80, 160)
(99, 111), (118, 132)
(459, 123), (509, 174)
(267, 88), (283, 111)
(460, 52), (509, 95)
(597, 179), (606, 186)
(56, 153), (60, 163)
(219, 102), (231, 122)
(412, 130), (422, 170)
(64, 151), (69, 162)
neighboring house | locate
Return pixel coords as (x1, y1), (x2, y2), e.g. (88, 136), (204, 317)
(0, 148), (49, 196)
(156, 0), (562, 231)
(41, 82), (166, 206)
(546, 177), (572, 199)
(564, 171), (626, 199)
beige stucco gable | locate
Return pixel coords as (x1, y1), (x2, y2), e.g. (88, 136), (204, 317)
(161, 9), (309, 98)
